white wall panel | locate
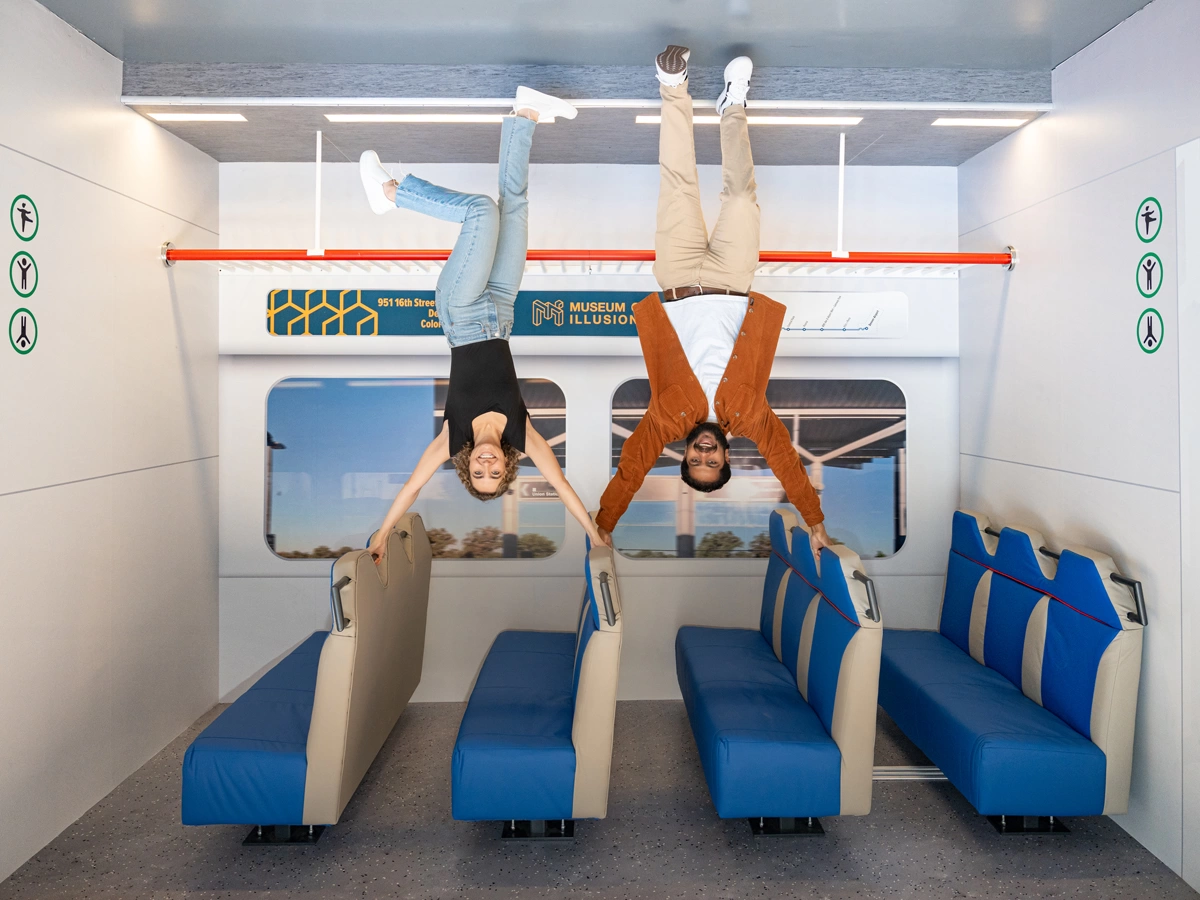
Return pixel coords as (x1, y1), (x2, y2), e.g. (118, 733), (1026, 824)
(959, 0), (1200, 236)
(0, 459), (216, 880)
(0, 147), (218, 495)
(960, 150), (1179, 491)
(0, 0), (219, 880)
(0, 0), (218, 231)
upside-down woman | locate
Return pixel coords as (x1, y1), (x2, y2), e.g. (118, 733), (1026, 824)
(360, 87), (608, 562)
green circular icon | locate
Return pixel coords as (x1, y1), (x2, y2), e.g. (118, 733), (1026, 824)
(1135, 196), (1161, 243)
(1136, 252), (1162, 298)
(9, 307), (37, 355)
(9, 251), (38, 298)
(10, 194), (38, 242)
(1137, 307), (1163, 354)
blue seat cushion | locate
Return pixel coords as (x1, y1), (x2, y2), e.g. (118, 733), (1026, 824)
(182, 631), (328, 825)
(451, 630), (577, 821)
(880, 629), (1107, 815)
(676, 626), (842, 819)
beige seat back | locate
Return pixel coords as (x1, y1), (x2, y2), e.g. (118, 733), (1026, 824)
(302, 513), (433, 824)
(570, 544), (624, 819)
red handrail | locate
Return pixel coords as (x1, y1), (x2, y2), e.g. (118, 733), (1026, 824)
(162, 246), (1014, 267)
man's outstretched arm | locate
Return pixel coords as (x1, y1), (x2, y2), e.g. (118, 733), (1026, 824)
(754, 407), (833, 549)
(596, 415), (669, 537)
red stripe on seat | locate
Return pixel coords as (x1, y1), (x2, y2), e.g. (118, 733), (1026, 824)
(951, 550), (1117, 629)
(772, 551), (861, 628)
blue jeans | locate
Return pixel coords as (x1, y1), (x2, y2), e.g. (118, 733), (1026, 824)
(393, 115), (535, 347)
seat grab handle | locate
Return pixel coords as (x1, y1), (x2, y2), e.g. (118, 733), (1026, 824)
(598, 572), (616, 626)
(852, 570), (881, 622)
(331, 576), (352, 632)
(1110, 573), (1148, 626)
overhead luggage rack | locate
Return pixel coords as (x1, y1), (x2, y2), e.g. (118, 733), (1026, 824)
(160, 244), (1016, 278)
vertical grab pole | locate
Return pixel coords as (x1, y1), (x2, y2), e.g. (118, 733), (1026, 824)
(833, 132), (848, 259)
(309, 131), (323, 257)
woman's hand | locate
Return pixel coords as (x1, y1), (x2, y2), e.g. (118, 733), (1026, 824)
(590, 525), (613, 548)
(368, 536), (387, 566)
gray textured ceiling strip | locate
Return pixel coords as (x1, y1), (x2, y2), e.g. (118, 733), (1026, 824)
(126, 105), (1044, 166)
(123, 64), (1052, 105)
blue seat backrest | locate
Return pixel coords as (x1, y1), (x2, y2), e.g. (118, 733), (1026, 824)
(938, 509), (1137, 742)
(982, 528), (1055, 689)
(1037, 549), (1125, 738)
(759, 511), (794, 648)
(572, 547), (603, 701)
(938, 510), (996, 655)
(762, 510), (868, 737)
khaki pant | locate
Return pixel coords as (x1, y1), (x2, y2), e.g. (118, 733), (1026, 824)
(653, 82), (760, 294)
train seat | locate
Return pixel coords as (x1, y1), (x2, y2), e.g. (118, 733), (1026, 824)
(676, 509), (883, 822)
(451, 542), (624, 826)
(182, 514), (433, 834)
(880, 510), (1145, 818)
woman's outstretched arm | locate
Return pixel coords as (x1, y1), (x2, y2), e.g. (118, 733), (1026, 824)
(369, 422), (451, 563)
(523, 418), (610, 547)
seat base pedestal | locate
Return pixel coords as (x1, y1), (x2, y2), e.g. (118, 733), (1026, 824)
(748, 816), (825, 836)
(500, 819), (575, 840)
(987, 815), (1069, 835)
(243, 824), (326, 845)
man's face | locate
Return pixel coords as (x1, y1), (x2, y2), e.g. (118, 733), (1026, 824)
(685, 427), (730, 484)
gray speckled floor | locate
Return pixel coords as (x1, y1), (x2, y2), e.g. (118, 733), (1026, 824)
(1, 702), (1194, 900)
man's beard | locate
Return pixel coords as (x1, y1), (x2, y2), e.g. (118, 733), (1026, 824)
(684, 422), (729, 453)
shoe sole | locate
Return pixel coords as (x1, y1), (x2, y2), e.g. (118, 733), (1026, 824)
(657, 45), (690, 76)
(514, 86), (578, 120)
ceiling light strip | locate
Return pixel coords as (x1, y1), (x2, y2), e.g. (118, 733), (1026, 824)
(325, 113), (508, 124)
(636, 115), (863, 125)
(931, 117), (1029, 127)
(148, 112), (247, 122)
(125, 95), (1051, 112)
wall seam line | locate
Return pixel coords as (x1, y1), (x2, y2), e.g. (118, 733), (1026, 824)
(960, 452), (1180, 494)
(0, 456), (218, 498)
(0, 141), (219, 236)
(959, 143), (1190, 239)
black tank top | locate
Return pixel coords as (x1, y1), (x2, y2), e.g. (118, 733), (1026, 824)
(445, 339), (528, 454)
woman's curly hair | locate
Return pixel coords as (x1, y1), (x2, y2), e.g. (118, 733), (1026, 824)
(452, 441), (522, 501)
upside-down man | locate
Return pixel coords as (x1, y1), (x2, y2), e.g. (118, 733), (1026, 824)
(596, 47), (832, 554)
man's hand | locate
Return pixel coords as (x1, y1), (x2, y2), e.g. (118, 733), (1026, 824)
(809, 522), (834, 554)
(592, 527), (614, 548)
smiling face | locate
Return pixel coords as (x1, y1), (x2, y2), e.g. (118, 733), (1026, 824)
(685, 427), (729, 483)
(680, 423), (732, 493)
(453, 441), (519, 501)
(468, 441), (505, 495)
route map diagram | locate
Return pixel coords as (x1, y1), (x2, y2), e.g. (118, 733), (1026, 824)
(773, 292), (908, 339)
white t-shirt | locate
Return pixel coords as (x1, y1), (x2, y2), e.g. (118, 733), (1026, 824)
(663, 295), (750, 423)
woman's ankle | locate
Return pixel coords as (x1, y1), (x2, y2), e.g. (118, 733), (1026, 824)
(515, 107), (538, 122)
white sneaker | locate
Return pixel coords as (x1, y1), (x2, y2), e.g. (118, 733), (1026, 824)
(655, 45), (690, 87)
(716, 56), (753, 115)
(359, 150), (396, 215)
(513, 86), (578, 122)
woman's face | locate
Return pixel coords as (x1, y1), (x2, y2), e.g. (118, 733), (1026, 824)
(469, 442), (505, 495)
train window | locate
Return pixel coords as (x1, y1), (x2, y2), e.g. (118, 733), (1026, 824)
(610, 379), (907, 559)
(265, 378), (567, 559)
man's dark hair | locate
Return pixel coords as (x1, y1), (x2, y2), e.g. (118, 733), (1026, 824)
(680, 423), (732, 493)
